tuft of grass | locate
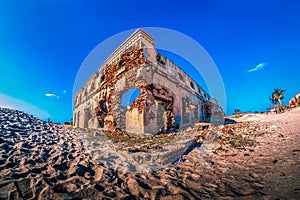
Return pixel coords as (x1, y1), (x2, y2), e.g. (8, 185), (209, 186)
(82, 130), (175, 153)
(91, 131), (172, 146)
(223, 135), (256, 149)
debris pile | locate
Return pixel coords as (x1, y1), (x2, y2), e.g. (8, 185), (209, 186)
(213, 121), (282, 154)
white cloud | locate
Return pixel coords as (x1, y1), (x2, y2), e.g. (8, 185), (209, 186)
(45, 93), (59, 98)
(247, 62), (267, 73)
(62, 90), (67, 94)
(0, 93), (50, 120)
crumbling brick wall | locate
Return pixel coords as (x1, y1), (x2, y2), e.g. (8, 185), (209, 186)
(204, 101), (224, 122)
(288, 92), (300, 108)
(94, 48), (147, 132)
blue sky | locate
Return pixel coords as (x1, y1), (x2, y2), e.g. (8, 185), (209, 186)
(0, 0), (299, 122)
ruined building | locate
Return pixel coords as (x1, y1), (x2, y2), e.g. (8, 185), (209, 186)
(288, 92), (300, 108)
(73, 29), (224, 134)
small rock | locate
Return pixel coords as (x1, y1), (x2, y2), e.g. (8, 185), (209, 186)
(249, 173), (261, 179)
(92, 166), (103, 181)
(66, 183), (77, 192)
(94, 131), (100, 137)
(84, 172), (90, 179)
(252, 182), (264, 189)
(280, 172), (286, 176)
(163, 168), (170, 173)
(127, 178), (139, 195)
(53, 184), (66, 193)
(186, 127), (192, 132)
(205, 183), (218, 188)
(232, 187), (256, 196)
(190, 173), (200, 180)
(270, 125), (277, 129)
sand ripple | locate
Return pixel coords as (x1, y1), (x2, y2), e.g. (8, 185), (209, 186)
(1, 107), (300, 199)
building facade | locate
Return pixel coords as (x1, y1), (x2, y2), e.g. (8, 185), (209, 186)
(73, 29), (224, 134)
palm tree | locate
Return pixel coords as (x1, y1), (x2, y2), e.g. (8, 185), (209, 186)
(234, 109), (241, 114)
(272, 88), (286, 111)
(269, 96), (279, 113)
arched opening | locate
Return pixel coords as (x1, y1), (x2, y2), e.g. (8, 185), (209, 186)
(77, 111), (80, 127)
(118, 59), (126, 69)
(96, 100), (108, 128)
(84, 107), (92, 128)
(121, 88), (140, 106)
(172, 95), (181, 128)
(119, 88), (141, 130)
(190, 82), (195, 90)
(100, 75), (105, 83)
(182, 96), (198, 125)
(143, 84), (176, 132)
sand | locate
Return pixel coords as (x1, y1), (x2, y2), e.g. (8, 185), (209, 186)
(0, 107), (299, 199)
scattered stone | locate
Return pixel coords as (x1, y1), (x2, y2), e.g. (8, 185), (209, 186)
(221, 153), (237, 157)
(52, 184), (66, 193)
(127, 178), (139, 195)
(249, 173), (261, 179)
(94, 131), (101, 137)
(252, 182), (264, 189)
(1, 106), (300, 199)
(280, 172), (286, 176)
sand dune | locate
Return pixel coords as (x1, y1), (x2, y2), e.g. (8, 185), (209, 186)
(0, 107), (299, 199)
